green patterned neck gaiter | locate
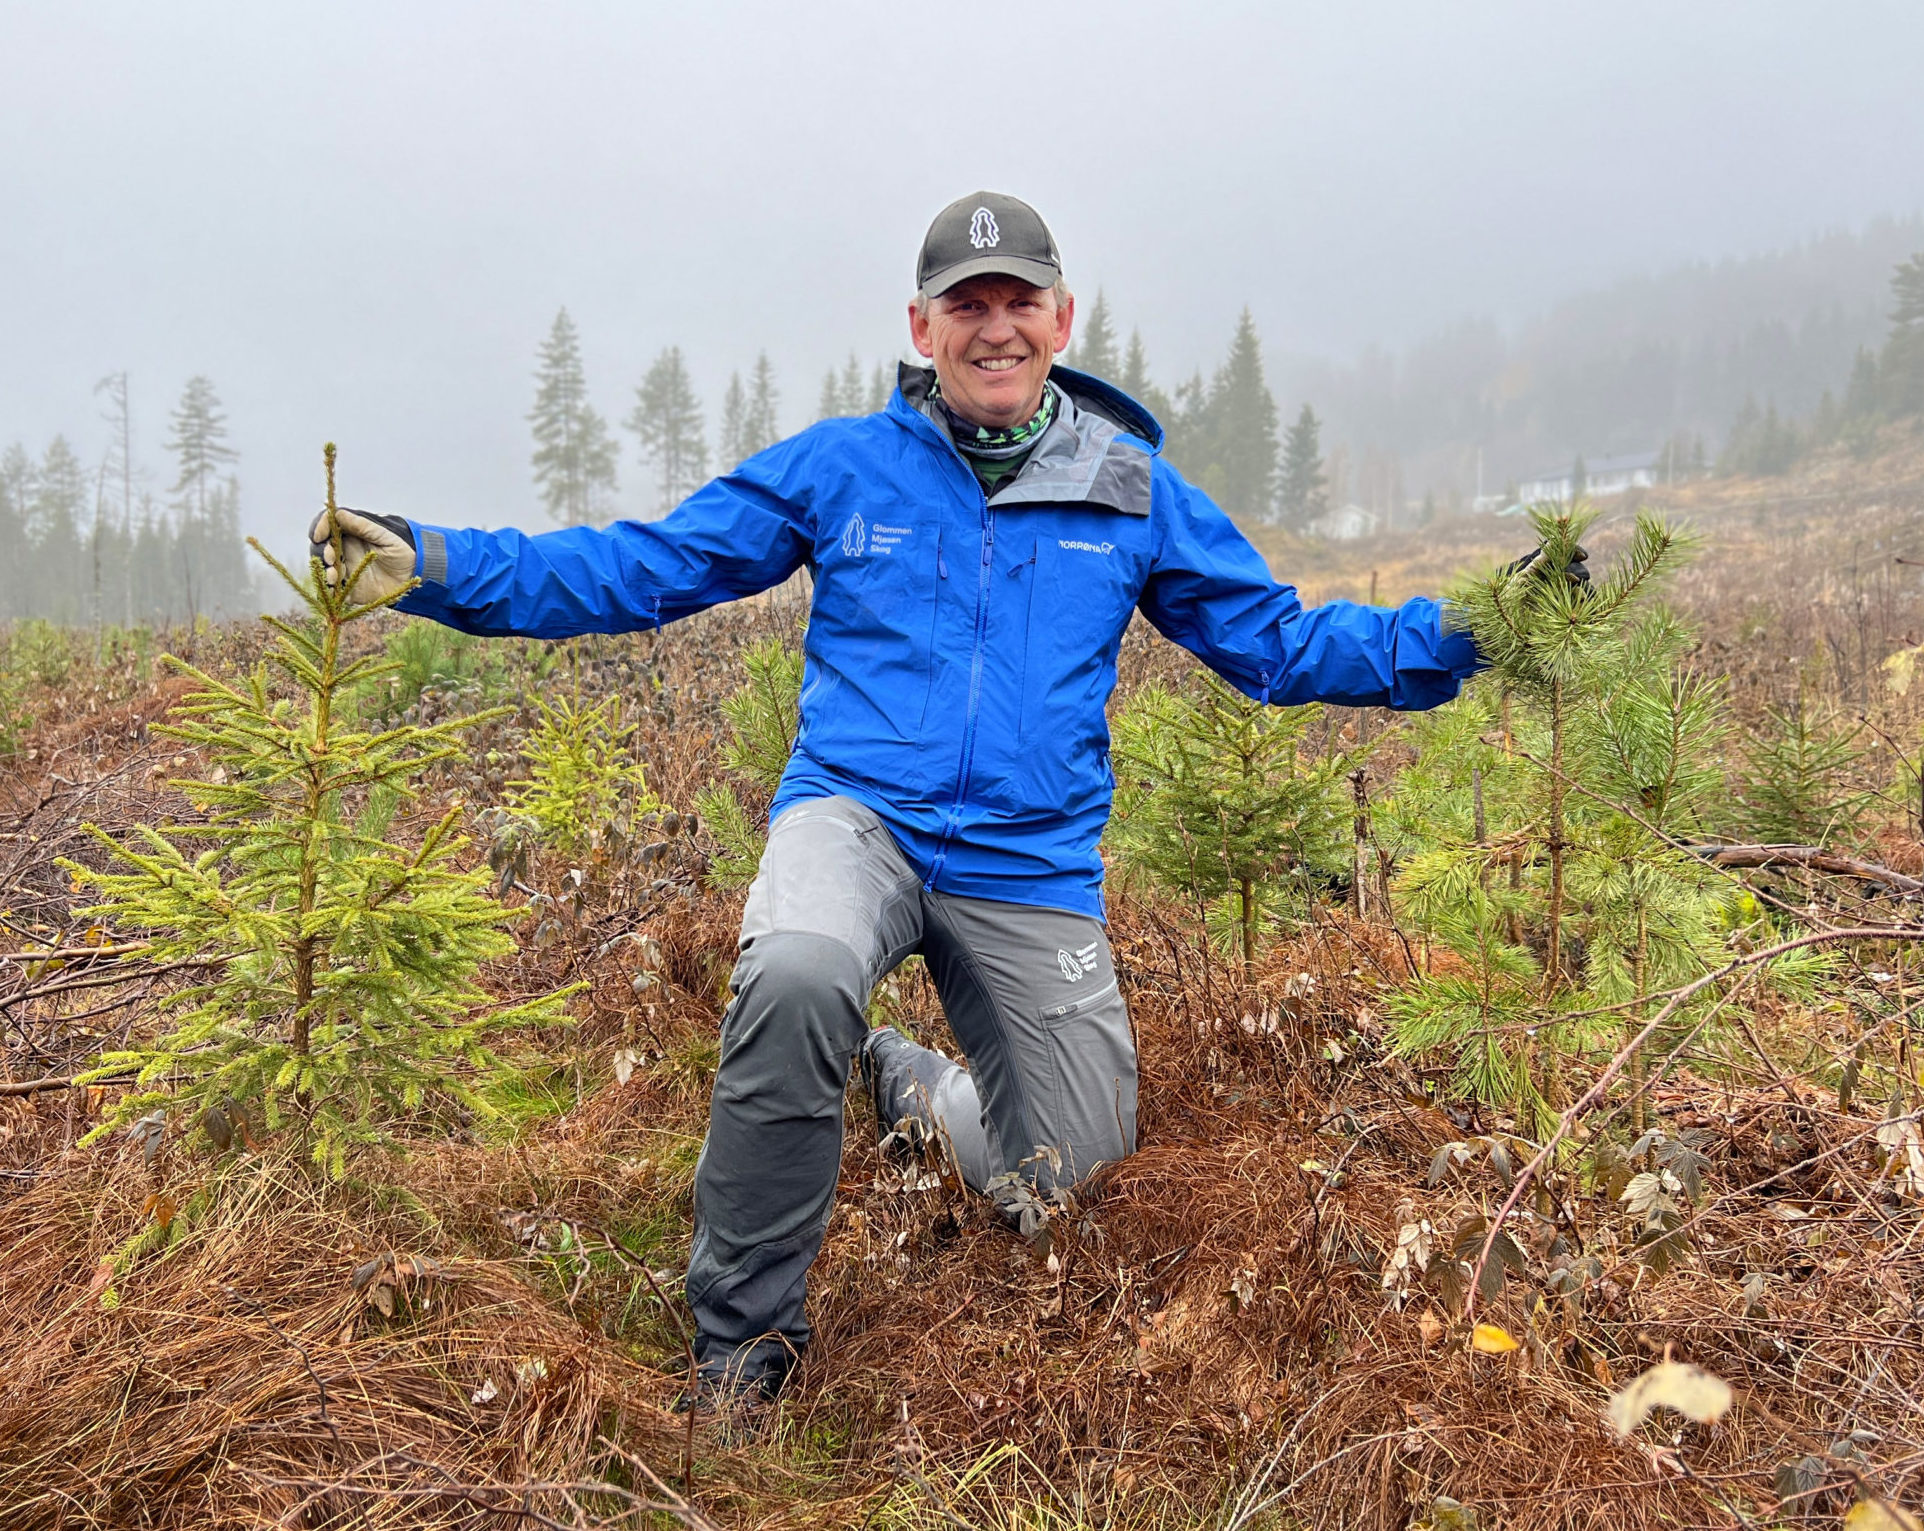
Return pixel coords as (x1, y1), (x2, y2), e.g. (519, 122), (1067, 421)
(934, 382), (1059, 462)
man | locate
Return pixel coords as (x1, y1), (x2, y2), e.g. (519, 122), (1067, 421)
(310, 191), (1507, 1410)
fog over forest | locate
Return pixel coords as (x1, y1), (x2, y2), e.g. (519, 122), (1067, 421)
(4, 1), (1923, 575)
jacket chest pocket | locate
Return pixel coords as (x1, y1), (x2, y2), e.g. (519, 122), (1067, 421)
(1020, 533), (1136, 731)
(816, 523), (947, 741)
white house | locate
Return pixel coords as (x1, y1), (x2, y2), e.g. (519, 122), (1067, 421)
(1515, 451), (1660, 505)
(1307, 503), (1381, 541)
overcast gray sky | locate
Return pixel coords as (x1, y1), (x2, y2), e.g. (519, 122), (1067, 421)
(4, 0), (1922, 535)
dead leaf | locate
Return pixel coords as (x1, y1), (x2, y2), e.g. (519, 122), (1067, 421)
(1417, 1310), (1444, 1349)
(86, 1256), (115, 1299)
(612, 1046), (642, 1086)
(514, 1357), (550, 1388)
(1885, 642), (1924, 697)
(1470, 1323), (1519, 1354)
(1846, 1501), (1924, 1531)
(1607, 1361), (1733, 1436)
(141, 1192), (177, 1234)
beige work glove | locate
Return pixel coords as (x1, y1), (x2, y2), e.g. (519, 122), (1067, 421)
(307, 506), (417, 602)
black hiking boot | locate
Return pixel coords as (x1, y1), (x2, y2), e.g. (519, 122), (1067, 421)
(857, 1025), (928, 1156)
(671, 1352), (794, 1434)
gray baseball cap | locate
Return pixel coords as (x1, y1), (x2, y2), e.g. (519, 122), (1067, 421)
(917, 191), (1063, 299)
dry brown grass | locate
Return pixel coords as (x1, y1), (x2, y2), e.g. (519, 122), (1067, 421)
(0, 1153), (690, 1529)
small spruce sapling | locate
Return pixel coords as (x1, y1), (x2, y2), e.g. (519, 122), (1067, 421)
(505, 690), (660, 860)
(1108, 673), (1350, 981)
(1734, 692), (1871, 847)
(692, 633), (803, 888)
(70, 445), (571, 1177)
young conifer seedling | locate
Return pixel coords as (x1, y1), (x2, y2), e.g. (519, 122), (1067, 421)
(70, 445), (571, 1177)
(1388, 503), (1736, 1131)
(505, 690), (660, 859)
(692, 632), (803, 888)
(1108, 674), (1352, 982)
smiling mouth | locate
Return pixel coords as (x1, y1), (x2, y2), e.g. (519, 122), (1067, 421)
(971, 355), (1026, 374)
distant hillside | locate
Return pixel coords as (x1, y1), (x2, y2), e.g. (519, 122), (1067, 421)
(1276, 215), (1924, 512)
(1252, 415), (1924, 722)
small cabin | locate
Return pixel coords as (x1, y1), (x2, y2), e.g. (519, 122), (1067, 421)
(1515, 451), (1660, 505)
(1306, 503), (1381, 541)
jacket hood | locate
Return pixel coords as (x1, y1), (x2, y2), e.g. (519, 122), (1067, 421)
(893, 362), (1164, 453)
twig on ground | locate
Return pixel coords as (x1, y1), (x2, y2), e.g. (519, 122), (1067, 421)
(1463, 923), (1924, 1325)
(0, 1073), (133, 1097)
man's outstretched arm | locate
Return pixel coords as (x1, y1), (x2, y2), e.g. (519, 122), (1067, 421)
(1137, 465), (1481, 711)
(309, 451), (815, 640)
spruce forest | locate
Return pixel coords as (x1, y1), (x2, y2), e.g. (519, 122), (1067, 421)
(8, 249), (1924, 1527)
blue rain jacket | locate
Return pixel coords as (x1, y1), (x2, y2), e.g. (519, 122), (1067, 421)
(397, 366), (1479, 918)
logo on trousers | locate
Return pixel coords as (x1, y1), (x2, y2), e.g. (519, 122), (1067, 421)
(1056, 941), (1101, 982)
(841, 512), (866, 557)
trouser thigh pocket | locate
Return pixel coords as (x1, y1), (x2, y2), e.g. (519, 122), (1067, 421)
(1034, 977), (1137, 1184)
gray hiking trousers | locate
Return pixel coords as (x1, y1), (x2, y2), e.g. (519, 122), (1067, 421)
(684, 796), (1137, 1380)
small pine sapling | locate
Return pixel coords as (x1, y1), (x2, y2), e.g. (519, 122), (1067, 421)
(1446, 504), (1694, 994)
(1108, 673), (1350, 981)
(1389, 504), (1730, 1131)
(692, 633), (802, 888)
(1570, 610), (1733, 1129)
(1382, 692), (1545, 1114)
(70, 446), (572, 1177)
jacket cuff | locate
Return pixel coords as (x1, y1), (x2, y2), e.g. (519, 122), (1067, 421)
(1438, 624), (1483, 678)
(404, 522), (452, 586)
(396, 523), (456, 619)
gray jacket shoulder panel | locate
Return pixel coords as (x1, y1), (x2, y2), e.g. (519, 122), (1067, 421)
(987, 390), (1153, 517)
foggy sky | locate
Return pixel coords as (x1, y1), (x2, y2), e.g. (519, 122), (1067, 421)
(4, 0), (1923, 538)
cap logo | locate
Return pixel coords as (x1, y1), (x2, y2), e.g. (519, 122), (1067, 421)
(968, 207), (1001, 249)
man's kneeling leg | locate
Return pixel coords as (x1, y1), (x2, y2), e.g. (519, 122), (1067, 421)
(682, 795), (923, 1398)
(684, 930), (870, 1392)
(913, 895), (1139, 1213)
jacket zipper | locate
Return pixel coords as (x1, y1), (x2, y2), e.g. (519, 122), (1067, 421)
(924, 457), (993, 892)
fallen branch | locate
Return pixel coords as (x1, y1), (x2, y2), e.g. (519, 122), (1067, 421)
(0, 941), (152, 964)
(0, 1073), (132, 1097)
(1686, 844), (1924, 895)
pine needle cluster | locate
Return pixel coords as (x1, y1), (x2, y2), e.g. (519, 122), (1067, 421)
(70, 446), (571, 1177)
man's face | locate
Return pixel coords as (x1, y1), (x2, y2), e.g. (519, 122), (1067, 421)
(908, 275), (1074, 430)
